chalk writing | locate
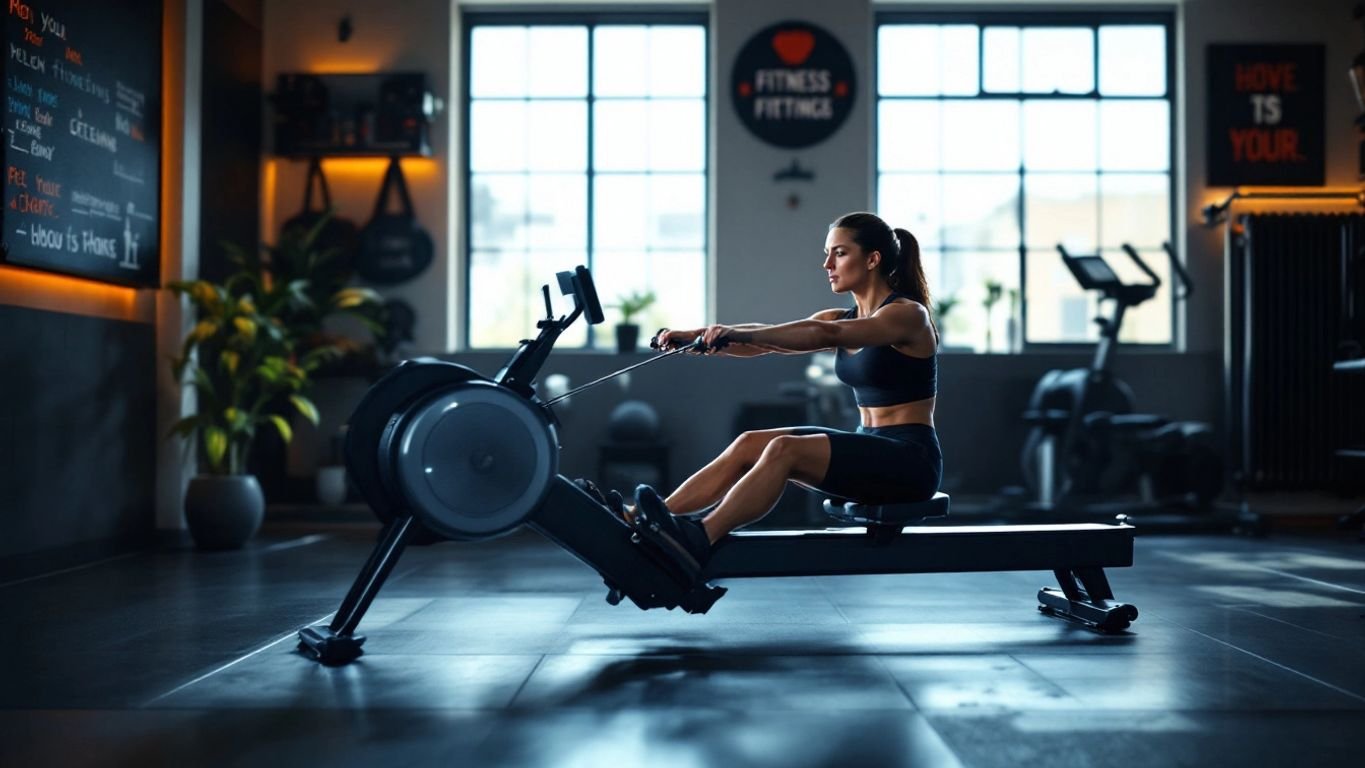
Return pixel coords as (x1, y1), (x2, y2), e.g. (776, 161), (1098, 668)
(3, 0), (161, 285)
(9, 43), (45, 72)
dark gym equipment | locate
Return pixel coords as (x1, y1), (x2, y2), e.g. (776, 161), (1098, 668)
(298, 266), (1139, 666)
(1009, 243), (1227, 528)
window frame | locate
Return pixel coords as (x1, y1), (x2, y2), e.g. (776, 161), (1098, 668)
(461, 10), (711, 350)
(874, 9), (1178, 352)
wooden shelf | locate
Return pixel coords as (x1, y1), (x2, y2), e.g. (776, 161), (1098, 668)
(1333, 358), (1365, 373)
(271, 72), (434, 158)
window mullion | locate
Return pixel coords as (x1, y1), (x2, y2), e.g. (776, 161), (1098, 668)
(585, 24), (596, 349)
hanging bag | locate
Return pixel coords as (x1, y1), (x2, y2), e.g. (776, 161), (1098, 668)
(357, 158), (434, 284)
(281, 157), (360, 271)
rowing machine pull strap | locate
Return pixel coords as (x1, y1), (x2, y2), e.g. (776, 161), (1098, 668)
(541, 336), (710, 407)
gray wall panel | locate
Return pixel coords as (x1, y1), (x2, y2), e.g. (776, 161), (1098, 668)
(0, 306), (156, 562)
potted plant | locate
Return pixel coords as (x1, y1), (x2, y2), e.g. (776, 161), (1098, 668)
(611, 289), (656, 353)
(168, 217), (382, 549)
(982, 279), (1004, 353)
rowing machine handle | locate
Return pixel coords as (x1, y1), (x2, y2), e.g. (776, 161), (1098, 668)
(649, 333), (718, 353)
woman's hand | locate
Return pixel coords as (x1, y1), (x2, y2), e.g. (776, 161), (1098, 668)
(654, 327), (705, 351)
(656, 324), (754, 355)
(701, 324), (737, 352)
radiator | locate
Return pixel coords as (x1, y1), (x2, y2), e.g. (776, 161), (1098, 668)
(1226, 213), (1365, 491)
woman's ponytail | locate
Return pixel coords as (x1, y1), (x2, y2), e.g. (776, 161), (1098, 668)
(893, 228), (931, 313)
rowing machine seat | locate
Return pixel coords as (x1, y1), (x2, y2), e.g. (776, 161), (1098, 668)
(823, 492), (951, 526)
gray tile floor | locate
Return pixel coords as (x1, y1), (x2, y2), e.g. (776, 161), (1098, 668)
(2, 527), (1362, 767)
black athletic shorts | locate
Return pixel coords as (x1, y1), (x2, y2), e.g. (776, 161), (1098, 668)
(788, 424), (943, 504)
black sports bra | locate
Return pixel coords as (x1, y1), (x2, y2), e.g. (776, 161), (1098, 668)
(833, 292), (937, 407)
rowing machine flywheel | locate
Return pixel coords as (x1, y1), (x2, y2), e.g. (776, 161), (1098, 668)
(387, 380), (558, 540)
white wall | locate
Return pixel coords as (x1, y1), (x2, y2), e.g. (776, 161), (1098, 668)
(155, 0), (203, 530)
(713, 0), (874, 324)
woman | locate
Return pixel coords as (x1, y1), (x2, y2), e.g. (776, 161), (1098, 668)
(626, 211), (942, 569)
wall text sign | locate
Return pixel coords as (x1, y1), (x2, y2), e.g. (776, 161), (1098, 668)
(1207, 44), (1324, 186)
(731, 21), (856, 149)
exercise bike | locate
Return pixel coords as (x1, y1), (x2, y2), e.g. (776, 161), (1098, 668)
(1012, 243), (1224, 525)
(298, 266), (1139, 666)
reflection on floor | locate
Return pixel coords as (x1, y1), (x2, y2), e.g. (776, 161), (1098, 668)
(2, 526), (1362, 767)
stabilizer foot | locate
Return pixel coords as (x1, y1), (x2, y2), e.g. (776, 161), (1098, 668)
(298, 626), (367, 666)
(1037, 587), (1138, 633)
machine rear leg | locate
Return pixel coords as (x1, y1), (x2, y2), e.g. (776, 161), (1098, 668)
(1038, 567), (1138, 633)
(298, 514), (416, 665)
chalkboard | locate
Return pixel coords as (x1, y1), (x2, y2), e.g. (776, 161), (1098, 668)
(3, 0), (161, 287)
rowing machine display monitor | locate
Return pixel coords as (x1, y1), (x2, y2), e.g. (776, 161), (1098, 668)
(558, 266), (604, 326)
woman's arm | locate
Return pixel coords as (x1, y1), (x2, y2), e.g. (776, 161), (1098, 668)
(708, 309), (848, 356)
(721, 303), (927, 353)
(663, 310), (845, 356)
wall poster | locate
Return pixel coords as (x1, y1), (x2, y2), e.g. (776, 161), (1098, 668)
(1207, 44), (1324, 186)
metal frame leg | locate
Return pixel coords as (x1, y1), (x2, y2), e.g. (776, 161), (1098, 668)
(299, 514), (416, 664)
(1038, 567), (1138, 634)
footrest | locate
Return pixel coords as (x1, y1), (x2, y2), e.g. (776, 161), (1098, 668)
(298, 625), (366, 666)
(823, 492), (951, 526)
(1036, 587), (1138, 634)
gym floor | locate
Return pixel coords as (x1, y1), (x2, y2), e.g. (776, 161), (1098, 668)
(2, 526), (1361, 767)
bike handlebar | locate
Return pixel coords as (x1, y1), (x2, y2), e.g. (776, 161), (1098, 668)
(1162, 241), (1194, 300)
(1120, 244), (1162, 290)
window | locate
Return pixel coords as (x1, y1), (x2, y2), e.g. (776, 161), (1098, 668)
(465, 16), (708, 348)
(877, 14), (1174, 351)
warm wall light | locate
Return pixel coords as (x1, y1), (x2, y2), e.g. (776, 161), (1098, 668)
(0, 265), (144, 321)
(319, 157), (439, 179)
(305, 60), (384, 75)
(262, 158), (279, 238)
(262, 158), (439, 244)
(1201, 187), (1365, 226)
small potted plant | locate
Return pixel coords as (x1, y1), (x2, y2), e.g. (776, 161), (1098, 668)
(982, 279), (1004, 353)
(168, 216), (382, 549)
(611, 289), (656, 353)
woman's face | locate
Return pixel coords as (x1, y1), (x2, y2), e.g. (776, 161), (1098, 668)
(823, 227), (876, 293)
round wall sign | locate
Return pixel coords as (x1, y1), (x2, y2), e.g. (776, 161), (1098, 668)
(730, 20), (857, 149)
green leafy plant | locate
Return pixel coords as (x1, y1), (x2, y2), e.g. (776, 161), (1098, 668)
(167, 216), (382, 475)
(612, 289), (657, 325)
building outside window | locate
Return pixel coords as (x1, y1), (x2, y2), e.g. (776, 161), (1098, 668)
(876, 13), (1175, 352)
(465, 16), (708, 348)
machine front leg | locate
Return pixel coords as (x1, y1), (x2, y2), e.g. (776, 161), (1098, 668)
(298, 514), (417, 665)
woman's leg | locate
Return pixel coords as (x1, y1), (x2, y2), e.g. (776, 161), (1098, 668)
(661, 428), (800, 515)
(701, 434), (831, 543)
